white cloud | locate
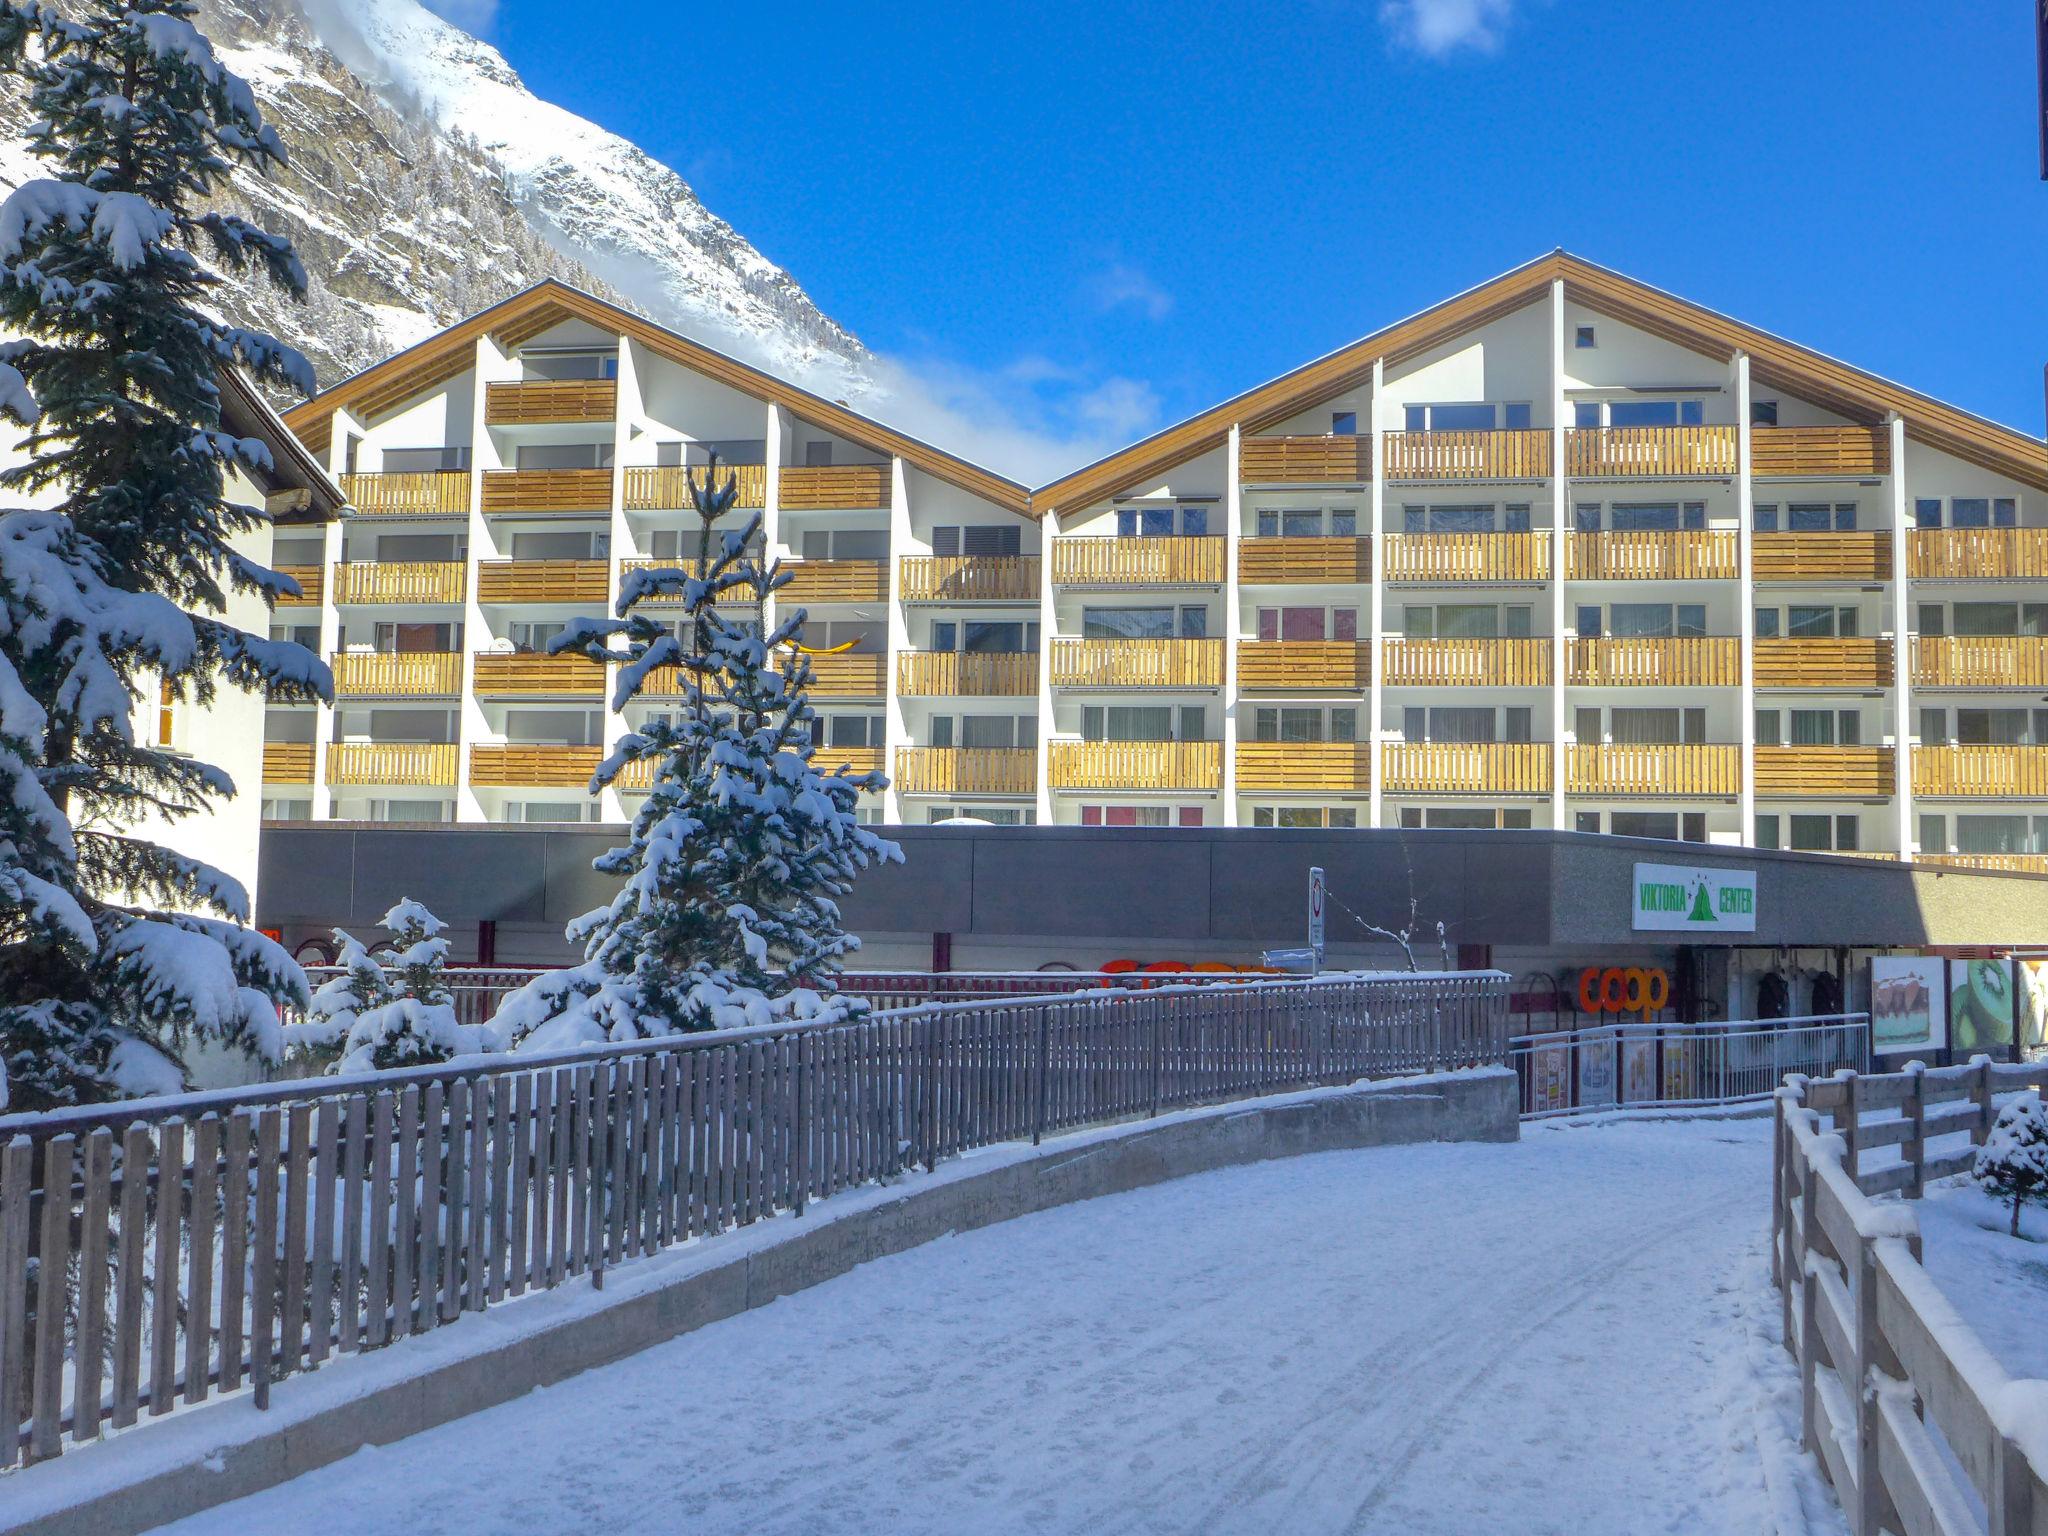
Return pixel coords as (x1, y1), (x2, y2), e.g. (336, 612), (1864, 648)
(1378, 0), (1516, 57)
(419, 0), (499, 34)
(1085, 260), (1174, 322)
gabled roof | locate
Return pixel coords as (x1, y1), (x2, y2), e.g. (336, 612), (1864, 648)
(281, 279), (1031, 514)
(221, 367), (346, 524)
(1029, 250), (2048, 515)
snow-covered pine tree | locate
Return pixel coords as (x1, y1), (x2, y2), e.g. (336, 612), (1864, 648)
(0, 2), (329, 1107)
(491, 458), (901, 1050)
(286, 899), (487, 1074)
(1972, 1090), (2048, 1238)
(281, 927), (390, 1069)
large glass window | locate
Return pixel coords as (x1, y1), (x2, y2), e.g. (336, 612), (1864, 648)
(1081, 706), (1174, 742)
(1115, 505), (1210, 537)
(1082, 607), (1175, 639)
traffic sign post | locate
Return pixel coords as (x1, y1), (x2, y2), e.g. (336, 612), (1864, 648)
(1308, 866), (1325, 973)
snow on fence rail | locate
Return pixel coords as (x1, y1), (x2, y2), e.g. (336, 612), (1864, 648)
(1510, 1014), (1868, 1117)
(0, 969), (1508, 1469)
(1773, 1061), (2048, 1535)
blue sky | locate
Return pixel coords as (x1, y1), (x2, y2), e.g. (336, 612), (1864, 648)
(447, 0), (2045, 475)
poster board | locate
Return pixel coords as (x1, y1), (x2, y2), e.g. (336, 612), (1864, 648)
(2018, 960), (2048, 1058)
(1621, 1033), (1659, 1104)
(1950, 958), (2016, 1056)
(1869, 955), (1947, 1057)
(1576, 1028), (1618, 1110)
(1528, 1041), (1571, 1114)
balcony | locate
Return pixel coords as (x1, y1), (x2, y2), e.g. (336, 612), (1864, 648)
(1565, 426), (1736, 478)
(811, 744), (886, 779)
(331, 561), (466, 605)
(1567, 743), (1740, 796)
(1382, 533), (1549, 584)
(617, 556), (762, 603)
(1754, 746), (1894, 798)
(1566, 637), (1739, 687)
(1566, 530), (1737, 580)
(805, 652), (888, 696)
(1050, 638), (1224, 689)
(1749, 426), (1889, 477)
(484, 378), (617, 426)
(893, 746), (1037, 796)
(275, 564), (323, 606)
(340, 471), (470, 517)
(621, 463), (766, 510)
(1914, 745), (2048, 798)
(1909, 528), (2048, 581)
(471, 652), (606, 697)
(331, 652), (462, 697)
(1238, 435), (1368, 483)
(1049, 740), (1222, 791)
(1236, 742), (1372, 793)
(897, 554), (1040, 603)
(1380, 429), (1551, 481)
(468, 744), (602, 788)
(1237, 537), (1370, 584)
(1380, 741), (1551, 795)
(1753, 638), (1893, 690)
(778, 463), (891, 510)
(261, 741), (314, 784)
(326, 742), (459, 786)
(781, 559), (889, 604)
(1917, 853), (2048, 874)
(1912, 636), (2048, 690)
(1379, 637), (1550, 688)
(1051, 537), (1224, 587)
(476, 559), (608, 604)
(1235, 641), (1370, 692)
(480, 468), (612, 514)
(1752, 532), (1890, 582)
(896, 650), (1037, 697)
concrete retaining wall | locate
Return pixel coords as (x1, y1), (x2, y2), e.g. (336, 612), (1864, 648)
(6, 1067), (1516, 1536)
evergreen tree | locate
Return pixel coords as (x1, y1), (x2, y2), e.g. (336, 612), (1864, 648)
(1972, 1091), (2048, 1238)
(0, 2), (328, 1107)
(287, 899), (485, 1074)
(492, 458), (901, 1050)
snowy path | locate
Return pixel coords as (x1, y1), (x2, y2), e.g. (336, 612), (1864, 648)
(153, 1117), (1842, 1536)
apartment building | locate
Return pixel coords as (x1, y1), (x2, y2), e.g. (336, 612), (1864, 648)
(270, 255), (2048, 870)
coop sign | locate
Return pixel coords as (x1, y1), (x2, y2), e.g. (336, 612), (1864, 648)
(1631, 862), (1757, 934)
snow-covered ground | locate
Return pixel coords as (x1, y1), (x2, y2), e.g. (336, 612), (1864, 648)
(150, 1118), (1845, 1536)
(1916, 1175), (2048, 1382)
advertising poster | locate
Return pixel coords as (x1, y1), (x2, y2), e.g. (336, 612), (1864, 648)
(1621, 1035), (1659, 1104)
(1576, 1029), (1618, 1110)
(1950, 958), (2016, 1056)
(1529, 1041), (1571, 1114)
(2019, 961), (2048, 1058)
(1661, 1036), (1697, 1102)
(1869, 955), (1947, 1055)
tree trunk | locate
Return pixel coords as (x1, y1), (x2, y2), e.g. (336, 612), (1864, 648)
(2013, 1195), (2023, 1239)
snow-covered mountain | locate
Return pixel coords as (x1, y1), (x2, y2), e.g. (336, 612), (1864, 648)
(0, 0), (873, 400)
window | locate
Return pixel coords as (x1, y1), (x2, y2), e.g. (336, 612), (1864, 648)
(1790, 709), (1861, 747)
(1956, 815), (2045, 855)
(1754, 608), (1781, 639)
(1918, 707), (1948, 746)
(1080, 806), (1170, 828)
(1082, 607), (1174, 640)
(804, 441), (835, 467)
(1404, 503), (1497, 534)
(154, 678), (178, 750)
(1115, 505), (1210, 537)
(1751, 400), (1779, 427)
(800, 528), (888, 561)
(1179, 606), (1207, 639)
(1407, 402), (1500, 432)
(1610, 708), (1705, 745)
(1575, 325), (1597, 349)
(1575, 811), (1601, 834)
(375, 799), (454, 823)
(1252, 806), (1359, 829)
(1573, 402), (1602, 429)
(927, 807), (1033, 826)
(1755, 708), (1781, 747)
(1253, 706), (1356, 743)
(261, 798), (311, 823)
(1504, 403), (1532, 430)
(1574, 501), (1602, 532)
(1331, 411), (1357, 435)
(1610, 811), (1682, 841)
(1785, 814), (1860, 853)
(507, 801), (593, 824)
(1915, 499), (1944, 529)
(962, 620), (1031, 653)
(1607, 399), (1705, 428)
(516, 442), (613, 471)
(814, 713), (885, 749)
(1755, 813), (1781, 850)
(520, 349), (617, 382)
(1918, 813), (1947, 856)
(1754, 503), (1779, 533)
(930, 524), (1022, 558)
(1081, 706), (1175, 742)
(1917, 496), (2021, 528)
(1609, 502), (1706, 532)
(1256, 606), (1355, 641)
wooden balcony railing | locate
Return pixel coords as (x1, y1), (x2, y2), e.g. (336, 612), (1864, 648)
(479, 468), (613, 514)
(1049, 740), (1222, 791)
(1909, 528), (2048, 581)
(275, 564), (323, 606)
(261, 741), (314, 784)
(896, 650), (1038, 696)
(1235, 742), (1373, 793)
(476, 559), (609, 604)
(781, 559), (889, 604)
(1566, 637), (1740, 687)
(1916, 852), (2048, 873)
(1380, 741), (1552, 795)
(1749, 425), (1890, 477)
(1382, 533), (1550, 583)
(1566, 743), (1740, 796)
(621, 464), (766, 510)
(1378, 637), (1551, 688)
(331, 651), (462, 697)
(777, 463), (891, 510)
(893, 746), (1037, 796)
(330, 561), (466, 605)
(1753, 637), (1894, 690)
(1380, 429), (1551, 481)
(484, 378), (617, 425)
(810, 744), (886, 780)
(326, 742), (459, 786)
(1050, 638), (1224, 689)
(1051, 537), (1224, 586)
(1566, 529), (1738, 580)
(1236, 536), (1370, 585)
(1754, 746), (1895, 798)
(805, 652), (888, 696)
(471, 652), (607, 696)
(339, 471), (470, 517)
(1913, 746), (2048, 798)
(897, 554), (1040, 603)
(1238, 435), (1368, 483)
(1751, 531), (1891, 582)
(1565, 425), (1737, 478)
(468, 744), (603, 788)
(1235, 641), (1370, 692)
(617, 556), (763, 602)
(1912, 636), (2048, 690)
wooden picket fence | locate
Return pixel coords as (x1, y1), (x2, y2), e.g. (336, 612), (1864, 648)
(0, 970), (1508, 1468)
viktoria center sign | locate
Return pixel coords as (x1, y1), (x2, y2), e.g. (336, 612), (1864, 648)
(1631, 862), (1758, 934)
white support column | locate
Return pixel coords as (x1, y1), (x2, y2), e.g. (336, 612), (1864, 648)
(599, 333), (635, 824)
(761, 401), (784, 636)
(1549, 279), (1569, 830)
(1888, 413), (1914, 858)
(1221, 425), (1242, 826)
(310, 507), (344, 820)
(1368, 360), (1386, 828)
(455, 333), (505, 824)
(1034, 511), (1057, 825)
(1735, 353), (1756, 843)
(883, 455), (912, 826)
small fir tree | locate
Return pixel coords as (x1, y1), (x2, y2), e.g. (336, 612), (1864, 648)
(1972, 1091), (2048, 1239)
(286, 900), (487, 1074)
